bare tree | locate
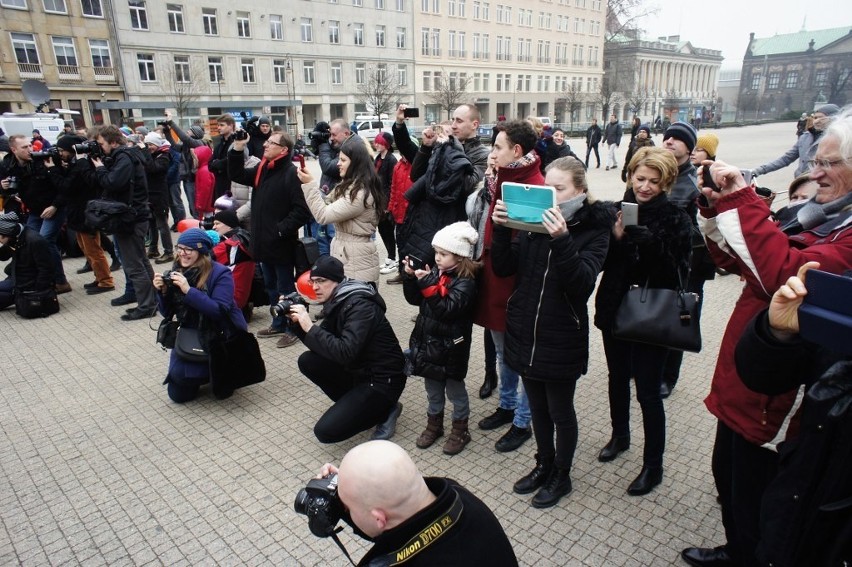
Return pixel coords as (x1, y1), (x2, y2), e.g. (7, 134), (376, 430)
(160, 58), (206, 123)
(827, 64), (851, 106)
(428, 69), (472, 119)
(356, 64), (404, 117)
(626, 87), (651, 118)
(605, 0), (657, 43)
(595, 78), (620, 121)
(557, 82), (585, 134)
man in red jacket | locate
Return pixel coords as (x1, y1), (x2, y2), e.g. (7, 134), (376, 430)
(681, 109), (852, 567)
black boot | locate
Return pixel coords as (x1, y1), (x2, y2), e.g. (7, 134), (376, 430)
(513, 453), (553, 494)
(597, 435), (630, 462)
(531, 467), (572, 508)
(479, 364), (498, 399)
(627, 466), (663, 496)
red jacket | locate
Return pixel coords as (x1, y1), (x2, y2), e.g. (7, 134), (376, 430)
(212, 230), (255, 308)
(700, 189), (852, 447)
(194, 146), (215, 215)
(474, 155), (545, 331)
(388, 157), (413, 224)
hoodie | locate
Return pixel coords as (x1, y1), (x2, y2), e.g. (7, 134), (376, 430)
(194, 146), (215, 215)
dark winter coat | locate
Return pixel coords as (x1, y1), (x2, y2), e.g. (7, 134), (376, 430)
(0, 226), (54, 292)
(0, 153), (52, 216)
(354, 477), (518, 567)
(603, 121), (623, 146)
(93, 146), (150, 222)
(208, 132), (236, 199)
(403, 268), (477, 381)
(594, 192), (693, 330)
(586, 124), (602, 147)
(374, 150), (398, 206)
(142, 147), (172, 213)
(47, 157), (96, 233)
(735, 310), (852, 567)
(399, 140), (474, 265)
(493, 201), (612, 380)
(669, 160), (716, 282)
(163, 121), (205, 181)
(391, 121), (420, 163)
(227, 150), (310, 264)
(620, 137), (655, 182)
(541, 140), (582, 172)
(297, 279), (406, 396)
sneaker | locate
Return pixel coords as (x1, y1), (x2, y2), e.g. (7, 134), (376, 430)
(371, 402), (403, 440)
(111, 294), (137, 307)
(478, 407), (515, 430)
(495, 424), (532, 452)
(258, 327), (285, 338)
(154, 253), (174, 265)
(380, 263), (397, 275)
(276, 334), (299, 348)
(386, 274), (405, 285)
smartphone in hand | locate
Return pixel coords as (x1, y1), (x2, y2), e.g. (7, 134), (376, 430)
(408, 255), (424, 270)
(403, 107), (420, 118)
(621, 202), (639, 226)
(702, 167), (720, 192)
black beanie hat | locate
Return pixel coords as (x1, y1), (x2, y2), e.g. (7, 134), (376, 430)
(310, 255), (345, 283)
(213, 209), (239, 229)
(664, 121), (697, 153)
(56, 135), (85, 152)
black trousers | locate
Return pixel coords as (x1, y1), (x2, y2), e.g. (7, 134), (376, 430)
(298, 350), (399, 443)
(377, 215), (397, 261)
(712, 420), (779, 566)
(585, 144), (600, 167)
(523, 378), (578, 470)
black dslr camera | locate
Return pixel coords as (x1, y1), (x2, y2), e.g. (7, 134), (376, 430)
(234, 129), (249, 141)
(270, 291), (308, 319)
(31, 146), (61, 160)
(309, 122), (331, 152)
(161, 270), (176, 287)
(73, 139), (105, 159)
(294, 474), (343, 538)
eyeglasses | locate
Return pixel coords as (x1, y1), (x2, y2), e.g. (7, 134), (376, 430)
(807, 159), (846, 171)
(265, 139), (284, 148)
(309, 277), (328, 285)
(175, 246), (198, 255)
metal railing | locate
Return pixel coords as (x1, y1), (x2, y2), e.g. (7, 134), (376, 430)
(18, 63), (43, 78)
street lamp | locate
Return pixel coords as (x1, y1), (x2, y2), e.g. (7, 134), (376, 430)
(284, 55), (296, 137)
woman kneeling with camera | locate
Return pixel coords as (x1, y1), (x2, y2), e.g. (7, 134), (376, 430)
(155, 228), (247, 403)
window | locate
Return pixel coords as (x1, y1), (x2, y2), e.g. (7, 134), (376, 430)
(11, 33), (39, 64)
(539, 11), (551, 28)
(137, 53), (155, 81)
(303, 61), (315, 84)
(352, 0), (362, 5)
(430, 28), (440, 56)
(496, 3), (511, 23)
(423, 70), (432, 91)
(496, 35), (511, 61)
(43, 0), (67, 13)
(397, 64), (407, 86)
(375, 0), (384, 7)
(458, 31), (466, 57)
(52, 36), (77, 66)
(81, 0), (103, 17)
(241, 58), (255, 83)
(202, 8), (218, 35)
(814, 69), (828, 87)
(448, 0), (455, 15)
(376, 25), (385, 47)
(331, 62), (342, 84)
(355, 62), (366, 84)
(329, 21), (340, 44)
(237, 11), (251, 38)
(301, 18), (313, 42)
(766, 71), (779, 89)
(785, 70), (798, 89)
(1, 0), (27, 7)
(481, 72), (489, 91)
(396, 27), (406, 49)
(89, 39), (111, 68)
(208, 56), (223, 82)
(174, 55), (190, 82)
(496, 73), (510, 92)
(448, 31), (457, 56)
(270, 15), (283, 40)
(129, 0), (148, 30)
(519, 8), (532, 26)
(457, 0), (466, 17)
(537, 39), (550, 64)
(354, 23), (364, 46)
(376, 63), (387, 82)
(396, 0), (404, 10)
(421, 28), (430, 56)
(433, 70), (441, 89)
(750, 73), (760, 90)
(273, 59), (288, 83)
(167, 4), (184, 33)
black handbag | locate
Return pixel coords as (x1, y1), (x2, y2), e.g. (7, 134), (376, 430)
(84, 199), (136, 234)
(294, 236), (320, 276)
(209, 306), (266, 399)
(15, 288), (60, 319)
(612, 276), (702, 353)
(174, 326), (209, 362)
(156, 318), (178, 349)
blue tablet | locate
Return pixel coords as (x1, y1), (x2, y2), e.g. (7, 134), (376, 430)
(501, 182), (556, 224)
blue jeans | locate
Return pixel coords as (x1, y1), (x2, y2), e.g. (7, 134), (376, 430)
(27, 210), (67, 284)
(309, 220), (335, 256)
(182, 178), (197, 218)
(113, 235), (135, 299)
(168, 182), (186, 224)
(261, 260), (296, 332)
(491, 329), (530, 428)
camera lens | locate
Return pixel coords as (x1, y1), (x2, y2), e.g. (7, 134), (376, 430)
(294, 489), (310, 515)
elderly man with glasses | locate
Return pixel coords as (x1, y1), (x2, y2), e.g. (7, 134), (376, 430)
(680, 106), (852, 567)
(228, 129), (311, 347)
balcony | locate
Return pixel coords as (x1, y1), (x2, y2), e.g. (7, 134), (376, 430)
(58, 65), (81, 83)
(93, 66), (116, 82)
(18, 63), (43, 79)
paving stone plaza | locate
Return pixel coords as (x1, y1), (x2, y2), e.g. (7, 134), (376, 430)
(1, 122), (805, 565)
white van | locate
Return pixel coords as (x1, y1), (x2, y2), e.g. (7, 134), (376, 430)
(536, 116), (552, 127)
(0, 113), (65, 145)
(353, 115), (394, 143)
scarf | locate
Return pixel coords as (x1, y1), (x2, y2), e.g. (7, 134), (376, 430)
(786, 191), (852, 233)
(422, 273), (453, 298)
(559, 193), (587, 223)
(253, 153), (289, 187)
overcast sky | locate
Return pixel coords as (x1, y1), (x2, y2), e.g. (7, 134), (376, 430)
(635, 0), (851, 70)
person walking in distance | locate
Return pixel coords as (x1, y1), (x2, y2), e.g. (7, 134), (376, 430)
(585, 119), (602, 169)
(604, 115), (623, 171)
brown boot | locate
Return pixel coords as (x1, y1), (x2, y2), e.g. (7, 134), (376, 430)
(416, 412), (444, 449)
(443, 418), (471, 455)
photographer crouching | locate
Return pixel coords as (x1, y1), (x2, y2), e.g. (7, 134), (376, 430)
(287, 256), (407, 442)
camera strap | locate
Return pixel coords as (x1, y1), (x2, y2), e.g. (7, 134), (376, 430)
(329, 527), (357, 566)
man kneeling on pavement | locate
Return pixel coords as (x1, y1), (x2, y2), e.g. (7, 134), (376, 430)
(288, 256), (407, 442)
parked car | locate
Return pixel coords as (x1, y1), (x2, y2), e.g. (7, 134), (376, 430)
(354, 119), (394, 142)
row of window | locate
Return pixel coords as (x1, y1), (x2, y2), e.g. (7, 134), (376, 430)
(425, 0), (603, 18)
(421, 70), (599, 93)
(750, 70), (831, 90)
(11, 32), (111, 69)
(421, 30), (599, 65)
(1, 0), (103, 15)
(137, 54), (410, 88)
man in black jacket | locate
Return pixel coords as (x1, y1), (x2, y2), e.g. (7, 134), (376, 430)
(208, 114), (237, 200)
(229, 129), (310, 347)
(0, 212), (55, 312)
(289, 256), (407, 443)
(585, 118), (602, 168)
(92, 126), (156, 321)
(314, 440), (518, 567)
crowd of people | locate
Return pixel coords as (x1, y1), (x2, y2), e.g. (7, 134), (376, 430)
(2, 102), (851, 567)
